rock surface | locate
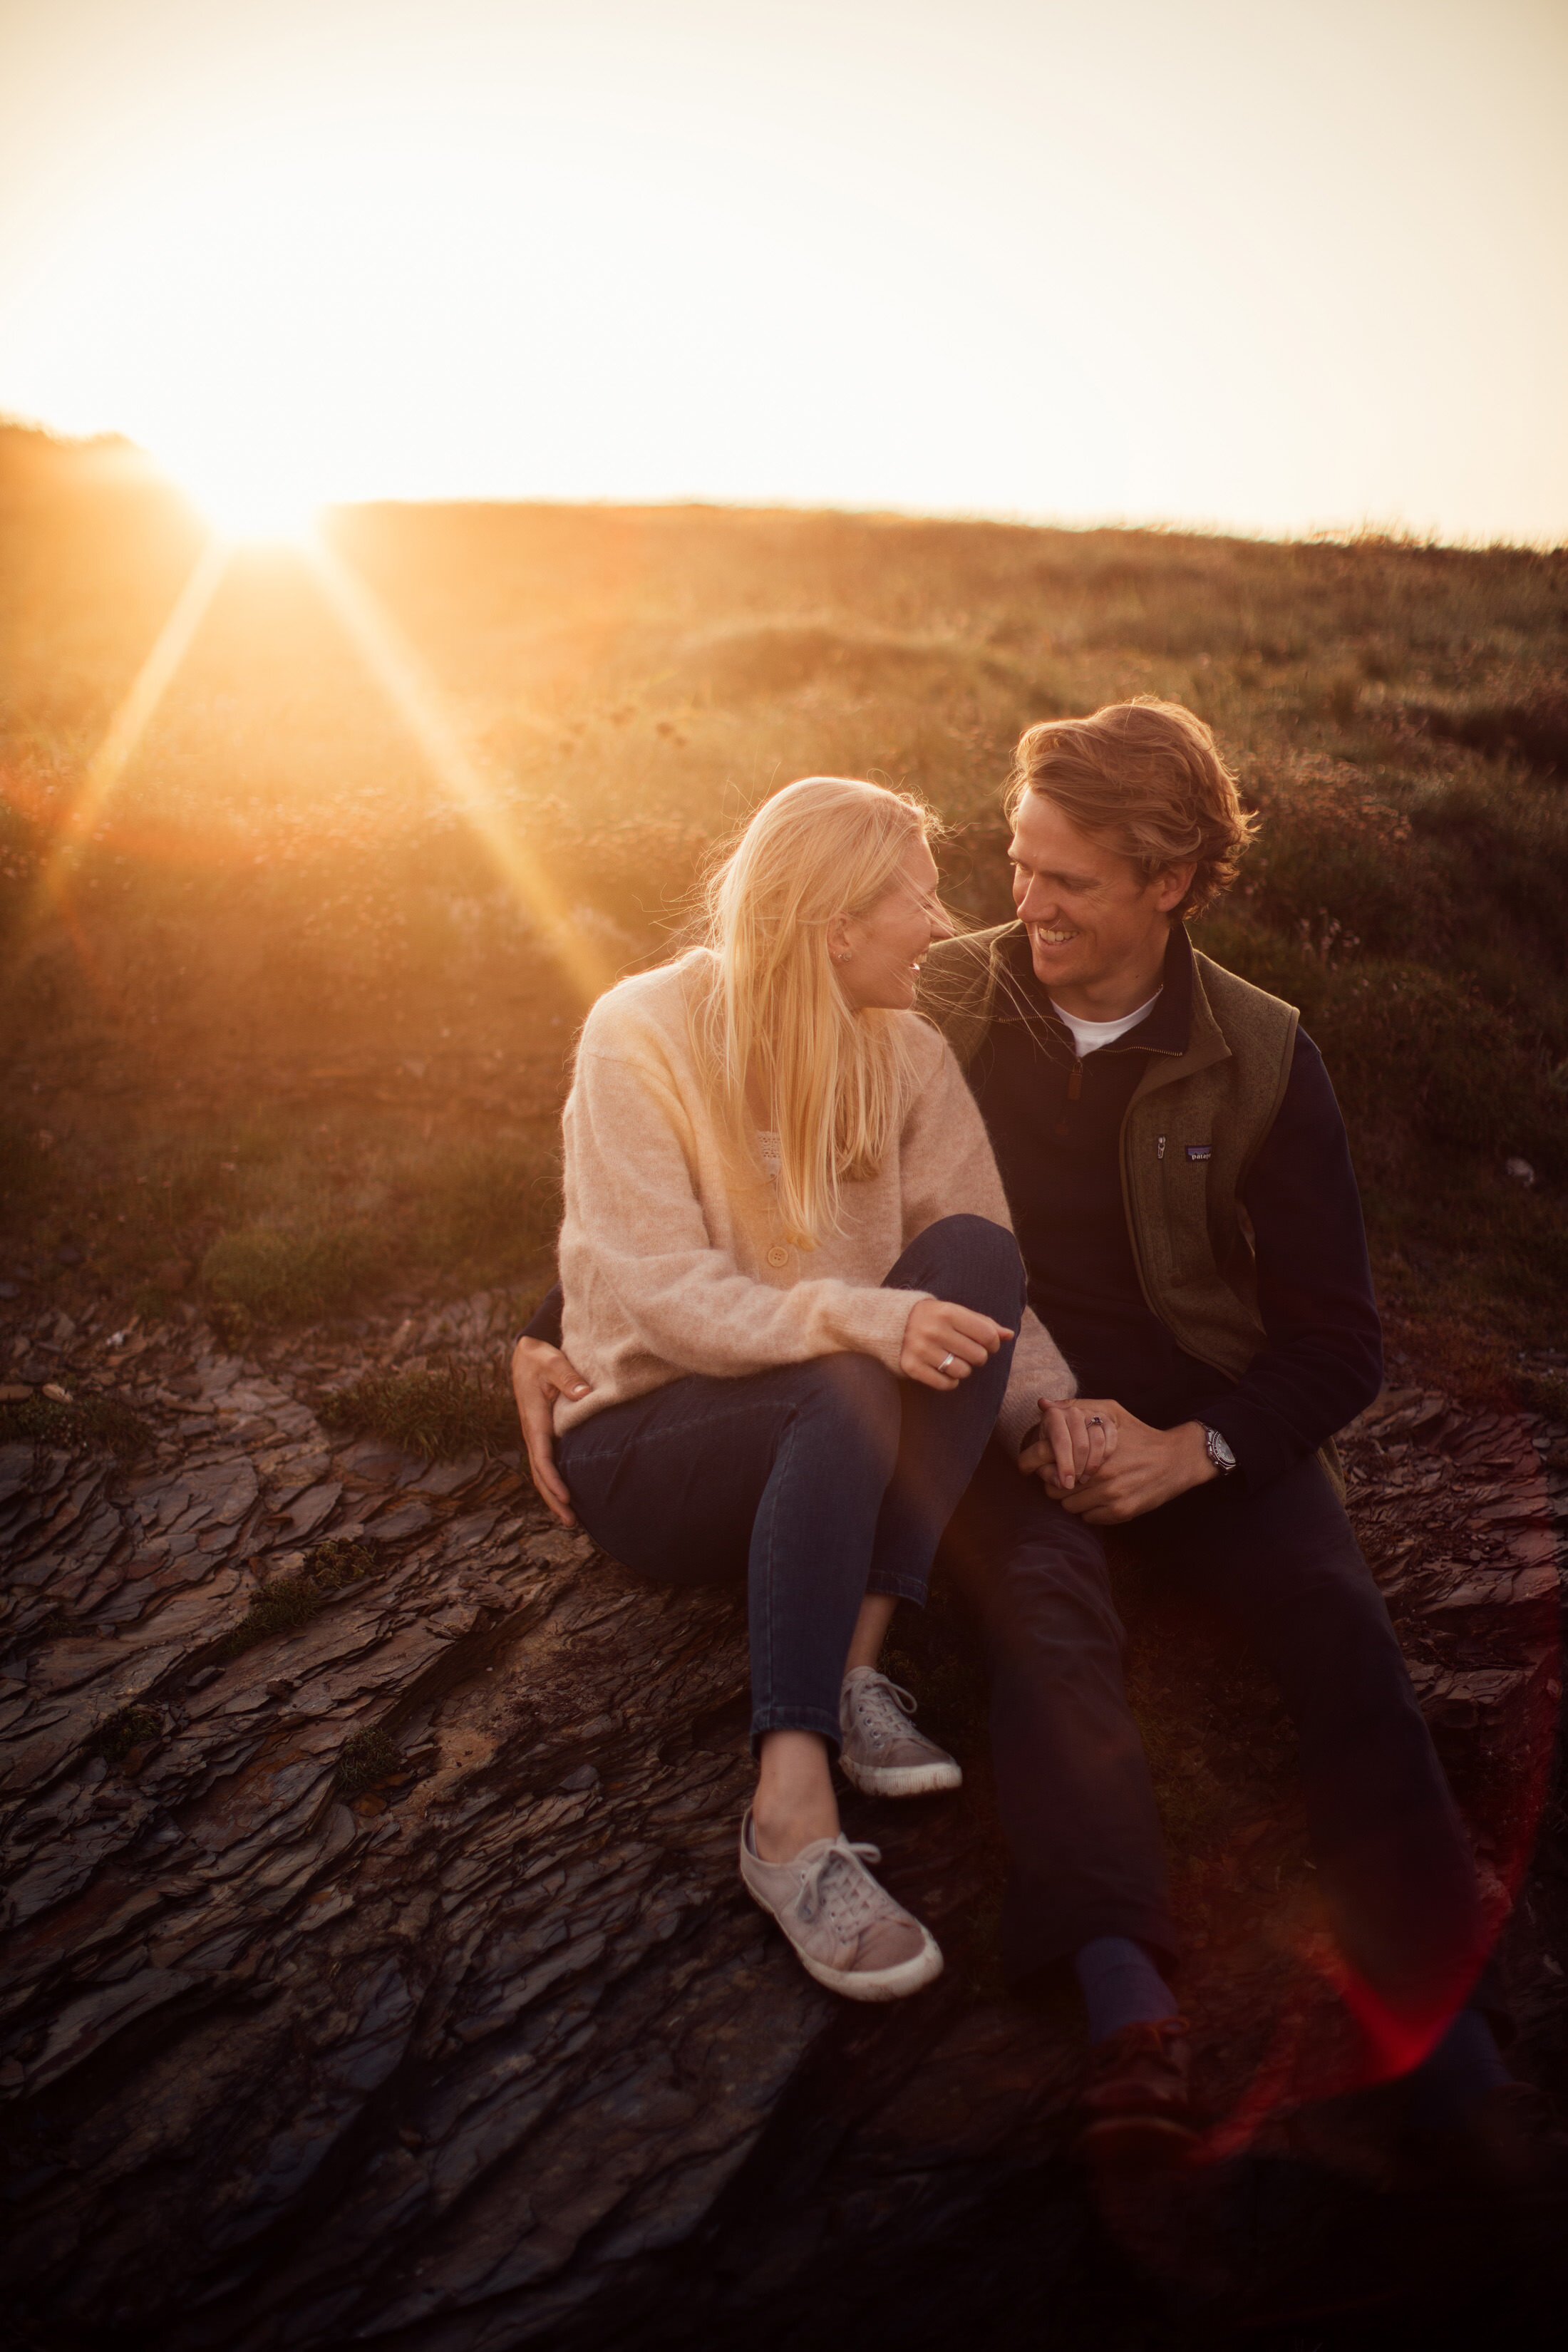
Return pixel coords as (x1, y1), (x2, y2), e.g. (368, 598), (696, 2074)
(1, 1296), (1566, 2349)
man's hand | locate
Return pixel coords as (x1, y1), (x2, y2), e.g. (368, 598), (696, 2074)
(511, 1336), (591, 1527)
(1021, 1399), (1218, 1524)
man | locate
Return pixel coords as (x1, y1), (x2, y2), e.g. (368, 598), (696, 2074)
(513, 699), (1519, 2172)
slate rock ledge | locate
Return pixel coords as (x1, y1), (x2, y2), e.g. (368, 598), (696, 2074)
(2, 1300), (1567, 2349)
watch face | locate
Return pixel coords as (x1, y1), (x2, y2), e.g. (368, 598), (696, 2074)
(1207, 1427), (1237, 1473)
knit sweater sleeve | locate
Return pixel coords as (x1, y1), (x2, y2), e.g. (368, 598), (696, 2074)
(563, 1038), (922, 1378)
(897, 1031), (1078, 1450)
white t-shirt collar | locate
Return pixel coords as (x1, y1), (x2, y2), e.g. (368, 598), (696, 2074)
(1048, 989), (1163, 1061)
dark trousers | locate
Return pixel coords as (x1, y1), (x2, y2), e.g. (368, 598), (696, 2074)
(558, 1216), (1025, 1751)
(939, 1445), (1487, 2046)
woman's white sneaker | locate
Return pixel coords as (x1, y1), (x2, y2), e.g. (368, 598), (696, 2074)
(838, 1666), (963, 1797)
(738, 1811), (944, 2001)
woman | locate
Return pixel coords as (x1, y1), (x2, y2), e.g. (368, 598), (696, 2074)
(547, 778), (1090, 2001)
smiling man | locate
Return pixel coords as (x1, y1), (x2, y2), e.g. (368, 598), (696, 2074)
(917, 698), (1517, 2172)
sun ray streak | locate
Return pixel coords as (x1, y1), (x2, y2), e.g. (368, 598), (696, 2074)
(38, 535), (231, 914)
(306, 538), (612, 1004)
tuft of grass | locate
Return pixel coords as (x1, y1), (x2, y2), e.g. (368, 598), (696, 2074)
(93, 1703), (162, 1765)
(215, 1537), (380, 1660)
(201, 1224), (386, 1325)
(304, 1537), (381, 1588)
(217, 1573), (326, 1651)
(0, 1392), (153, 1458)
(206, 1298), (254, 1351)
(336, 1726), (402, 1797)
(316, 1365), (517, 1461)
(1522, 1371), (1568, 1425)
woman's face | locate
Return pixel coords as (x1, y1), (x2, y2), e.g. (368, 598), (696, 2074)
(832, 835), (952, 1011)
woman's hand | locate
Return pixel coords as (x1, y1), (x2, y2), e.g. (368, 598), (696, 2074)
(1019, 1396), (1118, 1492)
(511, 1336), (592, 1527)
(899, 1296), (1013, 1391)
(1021, 1398), (1215, 1521)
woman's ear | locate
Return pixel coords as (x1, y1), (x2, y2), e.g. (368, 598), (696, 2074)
(826, 913), (854, 965)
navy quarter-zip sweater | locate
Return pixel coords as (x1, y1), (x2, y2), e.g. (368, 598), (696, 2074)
(525, 926), (1383, 1495)
(964, 924), (1383, 1489)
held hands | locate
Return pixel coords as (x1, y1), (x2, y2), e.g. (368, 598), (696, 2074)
(900, 1296), (1013, 1392)
(1019, 1398), (1219, 1525)
(510, 1336), (592, 1528)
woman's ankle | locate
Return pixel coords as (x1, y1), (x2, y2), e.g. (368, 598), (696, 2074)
(752, 1731), (840, 1862)
(751, 1791), (841, 1862)
(845, 1592), (897, 1674)
(752, 1806), (841, 1862)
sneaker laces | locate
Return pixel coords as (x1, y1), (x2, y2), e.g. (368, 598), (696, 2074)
(847, 1673), (919, 1753)
(795, 1839), (889, 1938)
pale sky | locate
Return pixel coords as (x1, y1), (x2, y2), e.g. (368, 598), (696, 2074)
(1, 0), (1563, 542)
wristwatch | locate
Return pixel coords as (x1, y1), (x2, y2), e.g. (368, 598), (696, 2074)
(1201, 1425), (1237, 1477)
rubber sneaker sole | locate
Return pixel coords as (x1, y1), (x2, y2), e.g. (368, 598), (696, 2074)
(741, 1879), (945, 2001)
(838, 1753), (964, 1797)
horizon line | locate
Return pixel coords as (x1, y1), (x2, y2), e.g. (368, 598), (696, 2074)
(3, 413), (1563, 560)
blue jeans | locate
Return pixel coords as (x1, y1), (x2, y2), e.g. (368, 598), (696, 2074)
(557, 1216), (1024, 1750)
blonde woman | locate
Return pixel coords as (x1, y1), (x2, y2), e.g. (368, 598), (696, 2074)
(530, 779), (1088, 2001)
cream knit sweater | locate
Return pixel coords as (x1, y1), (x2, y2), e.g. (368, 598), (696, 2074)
(554, 949), (1075, 1453)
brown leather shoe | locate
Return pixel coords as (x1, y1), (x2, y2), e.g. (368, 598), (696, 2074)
(1078, 2018), (1199, 2172)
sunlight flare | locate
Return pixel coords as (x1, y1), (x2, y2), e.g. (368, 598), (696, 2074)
(306, 539), (613, 1005)
(38, 534), (230, 912)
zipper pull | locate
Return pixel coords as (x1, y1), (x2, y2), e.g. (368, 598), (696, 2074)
(1156, 1133), (1167, 1161)
(1066, 1060), (1083, 1101)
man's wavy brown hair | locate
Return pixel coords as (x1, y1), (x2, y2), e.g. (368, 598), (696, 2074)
(1006, 698), (1258, 918)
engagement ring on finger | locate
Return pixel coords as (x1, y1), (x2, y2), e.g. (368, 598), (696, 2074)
(1085, 1415), (1104, 1426)
(938, 1352), (956, 1373)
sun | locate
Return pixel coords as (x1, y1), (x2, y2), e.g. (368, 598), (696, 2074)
(187, 470), (323, 547)
(158, 442), (326, 546)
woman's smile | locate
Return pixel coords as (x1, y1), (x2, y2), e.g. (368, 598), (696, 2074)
(835, 836), (951, 1011)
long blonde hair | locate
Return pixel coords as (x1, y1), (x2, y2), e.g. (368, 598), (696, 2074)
(696, 776), (936, 1248)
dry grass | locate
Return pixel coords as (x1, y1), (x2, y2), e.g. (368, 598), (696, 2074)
(0, 1388), (153, 1456)
(1, 423), (1564, 1392)
(214, 1538), (381, 1661)
(316, 1366), (518, 1460)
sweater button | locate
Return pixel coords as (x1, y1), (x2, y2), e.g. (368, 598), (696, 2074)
(765, 1245), (790, 1269)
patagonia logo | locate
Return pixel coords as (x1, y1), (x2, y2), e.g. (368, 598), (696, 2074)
(1185, 1144), (1212, 1162)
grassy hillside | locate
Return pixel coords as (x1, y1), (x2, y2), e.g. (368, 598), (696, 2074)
(1, 423), (1564, 1400)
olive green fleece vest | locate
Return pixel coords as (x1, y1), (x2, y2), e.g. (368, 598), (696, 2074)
(919, 918), (1307, 1397)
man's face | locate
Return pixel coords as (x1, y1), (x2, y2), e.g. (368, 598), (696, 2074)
(1008, 790), (1189, 1004)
